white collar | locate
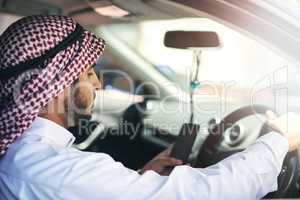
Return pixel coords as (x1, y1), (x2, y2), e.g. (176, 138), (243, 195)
(25, 117), (75, 148)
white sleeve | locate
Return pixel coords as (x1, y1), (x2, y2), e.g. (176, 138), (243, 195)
(59, 132), (288, 200)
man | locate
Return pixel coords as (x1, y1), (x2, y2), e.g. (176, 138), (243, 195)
(0, 15), (299, 200)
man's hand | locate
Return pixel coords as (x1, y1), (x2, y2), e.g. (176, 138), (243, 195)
(266, 111), (300, 151)
(139, 145), (184, 176)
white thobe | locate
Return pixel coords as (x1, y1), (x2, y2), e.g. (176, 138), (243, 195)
(0, 117), (288, 200)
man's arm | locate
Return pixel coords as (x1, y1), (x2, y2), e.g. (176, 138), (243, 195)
(187, 132), (288, 200)
(59, 132), (287, 200)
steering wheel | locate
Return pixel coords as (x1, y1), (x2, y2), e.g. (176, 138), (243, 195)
(194, 105), (299, 198)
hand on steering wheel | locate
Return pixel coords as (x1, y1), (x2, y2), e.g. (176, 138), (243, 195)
(266, 111), (300, 152)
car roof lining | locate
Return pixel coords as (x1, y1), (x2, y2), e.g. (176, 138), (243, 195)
(0, 0), (198, 26)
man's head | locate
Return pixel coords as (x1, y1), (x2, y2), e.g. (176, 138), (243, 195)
(0, 15), (105, 155)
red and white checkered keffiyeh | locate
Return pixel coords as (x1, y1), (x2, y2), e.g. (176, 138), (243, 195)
(0, 15), (105, 155)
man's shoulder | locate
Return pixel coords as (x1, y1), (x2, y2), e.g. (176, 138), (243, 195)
(0, 139), (76, 187)
(0, 137), (113, 185)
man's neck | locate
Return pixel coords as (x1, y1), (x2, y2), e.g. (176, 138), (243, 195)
(38, 113), (68, 129)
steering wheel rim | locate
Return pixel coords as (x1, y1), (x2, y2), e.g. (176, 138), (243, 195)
(194, 105), (298, 198)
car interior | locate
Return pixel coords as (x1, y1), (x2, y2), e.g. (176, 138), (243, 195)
(1, 0), (300, 198)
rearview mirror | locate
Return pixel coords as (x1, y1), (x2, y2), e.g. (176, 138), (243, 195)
(164, 31), (221, 49)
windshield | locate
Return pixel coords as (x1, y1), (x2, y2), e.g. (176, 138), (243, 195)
(138, 18), (290, 89)
(97, 17), (300, 111)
